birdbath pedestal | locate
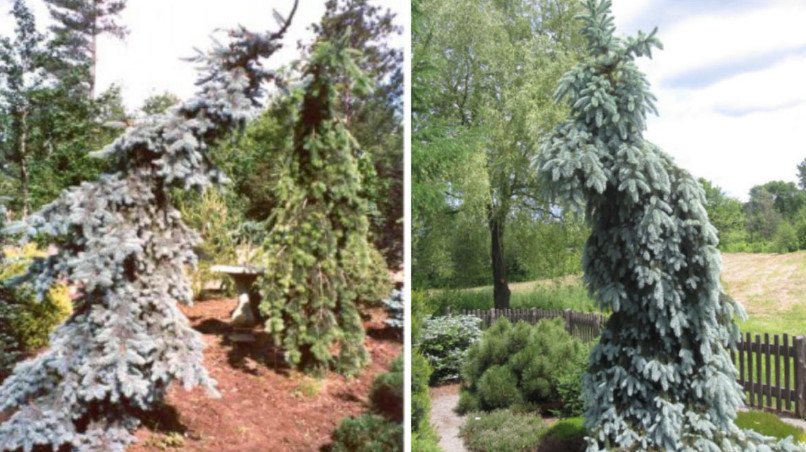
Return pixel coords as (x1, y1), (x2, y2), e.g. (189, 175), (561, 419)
(210, 265), (264, 327)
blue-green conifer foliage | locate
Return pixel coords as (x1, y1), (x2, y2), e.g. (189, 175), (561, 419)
(537, 1), (803, 450)
(0, 6), (297, 450)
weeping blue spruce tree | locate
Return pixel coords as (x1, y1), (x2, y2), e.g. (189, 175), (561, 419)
(538, 1), (802, 450)
(0, 5), (297, 450)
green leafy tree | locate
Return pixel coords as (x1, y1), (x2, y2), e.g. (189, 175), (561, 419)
(750, 181), (806, 221)
(536, 1), (798, 449)
(746, 186), (782, 242)
(259, 32), (389, 376)
(699, 178), (747, 250)
(412, 0), (582, 305)
(312, 0), (403, 262)
(44, 0), (128, 97)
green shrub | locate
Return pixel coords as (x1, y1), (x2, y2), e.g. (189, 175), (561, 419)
(176, 189), (241, 299)
(553, 344), (591, 417)
(1, 244), (72, 364)
(461, 318), (588, 413)
(418, 315), (482, 384)
(412, 351), (432, 431)
(370, 356), (403, 423)
(773, 221), (799, 253)
(460, 409), (546, 452)
(477, 365), (522, 409)
(539, 417), (586, 452)
(11, 284), (72, 350)
(331, 414), (403, 452)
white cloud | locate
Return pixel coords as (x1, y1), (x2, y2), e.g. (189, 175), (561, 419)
(611, 0), (806, 200)
(0, 0), (406, 110)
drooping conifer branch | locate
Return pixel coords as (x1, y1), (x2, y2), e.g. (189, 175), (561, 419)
(0, 3), (297, 450)
(537, 1), (802, 450)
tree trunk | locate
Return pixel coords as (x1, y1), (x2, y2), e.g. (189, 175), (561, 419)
(90, 1), (98, 98)
(19, 109), (30, 218)
(488, 207), (510, 309)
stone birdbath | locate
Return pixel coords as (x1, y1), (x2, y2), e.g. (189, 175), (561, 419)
(210, 265), (264, 327)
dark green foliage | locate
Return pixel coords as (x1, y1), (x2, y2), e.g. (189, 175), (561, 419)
(774, 221), (800, 253)
(176, 188), (242, 299)
(411, 351), (433, 433)
(411, 289), (442, 450)
(460, 318), (588, 413)
(700, 178), (748, 251)
(459, 409), (546, 452)
(417, 315), (482, 384)
(369, 356), (403, 423)
(539, 417), (586, 452)
(0, 206), (20, 378)
(259, 32), (389, 376)
(553, 348), (589, 417)
(476, 365), (522, 410)
(140, 92), (179, 115)
(331, 413), (403, 452)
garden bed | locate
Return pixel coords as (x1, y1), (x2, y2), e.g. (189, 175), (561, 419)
(129, 298), (401, 451)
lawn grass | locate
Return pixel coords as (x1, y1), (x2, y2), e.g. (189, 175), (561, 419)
(530, 412), (806, 450)
(736, 411), (806, 442)
(424, 276), (597, 314)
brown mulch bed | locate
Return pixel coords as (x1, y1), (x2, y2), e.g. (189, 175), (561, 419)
(129, 298), (402, 452)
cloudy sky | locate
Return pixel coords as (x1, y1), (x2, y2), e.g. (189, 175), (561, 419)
(0, 0), (406, 115)
(612, 0), (806, 200)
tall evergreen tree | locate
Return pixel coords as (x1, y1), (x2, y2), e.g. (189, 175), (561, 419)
(312, 0), (404, 261)
(259, 31), (389, 376)
(43, 0), (128, 97)
(0, 5), (297, 450)
(0, 0), (50, 217)
(537, 1), (800, 450)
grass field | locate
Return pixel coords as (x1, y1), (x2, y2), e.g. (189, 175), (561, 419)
(722, 251), (806, 335)
(425, 251), (806, 336)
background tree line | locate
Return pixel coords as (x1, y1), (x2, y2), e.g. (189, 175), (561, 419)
(412, 0), (806, 310)
(0, 0), (403, 266)
(701, 159), (806, 254)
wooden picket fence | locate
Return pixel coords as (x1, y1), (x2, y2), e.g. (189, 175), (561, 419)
(732, 333), (806, 417)
(450, 307), (606, 341)
(453, 307), (806, 417)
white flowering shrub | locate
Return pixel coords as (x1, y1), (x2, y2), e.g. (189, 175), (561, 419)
(418, 315), (482, 384)
(0, 5), (298, 451)
(536, 1), (803, 450)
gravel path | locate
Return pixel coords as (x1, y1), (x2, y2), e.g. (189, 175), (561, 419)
(430, 384), (468, 452)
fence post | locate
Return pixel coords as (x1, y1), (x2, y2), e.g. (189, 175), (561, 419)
(795, 336), (806, 417)
(563, 308), (573, 333)
(490, 307), (497, 326)
(445, 306), (451, 317)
